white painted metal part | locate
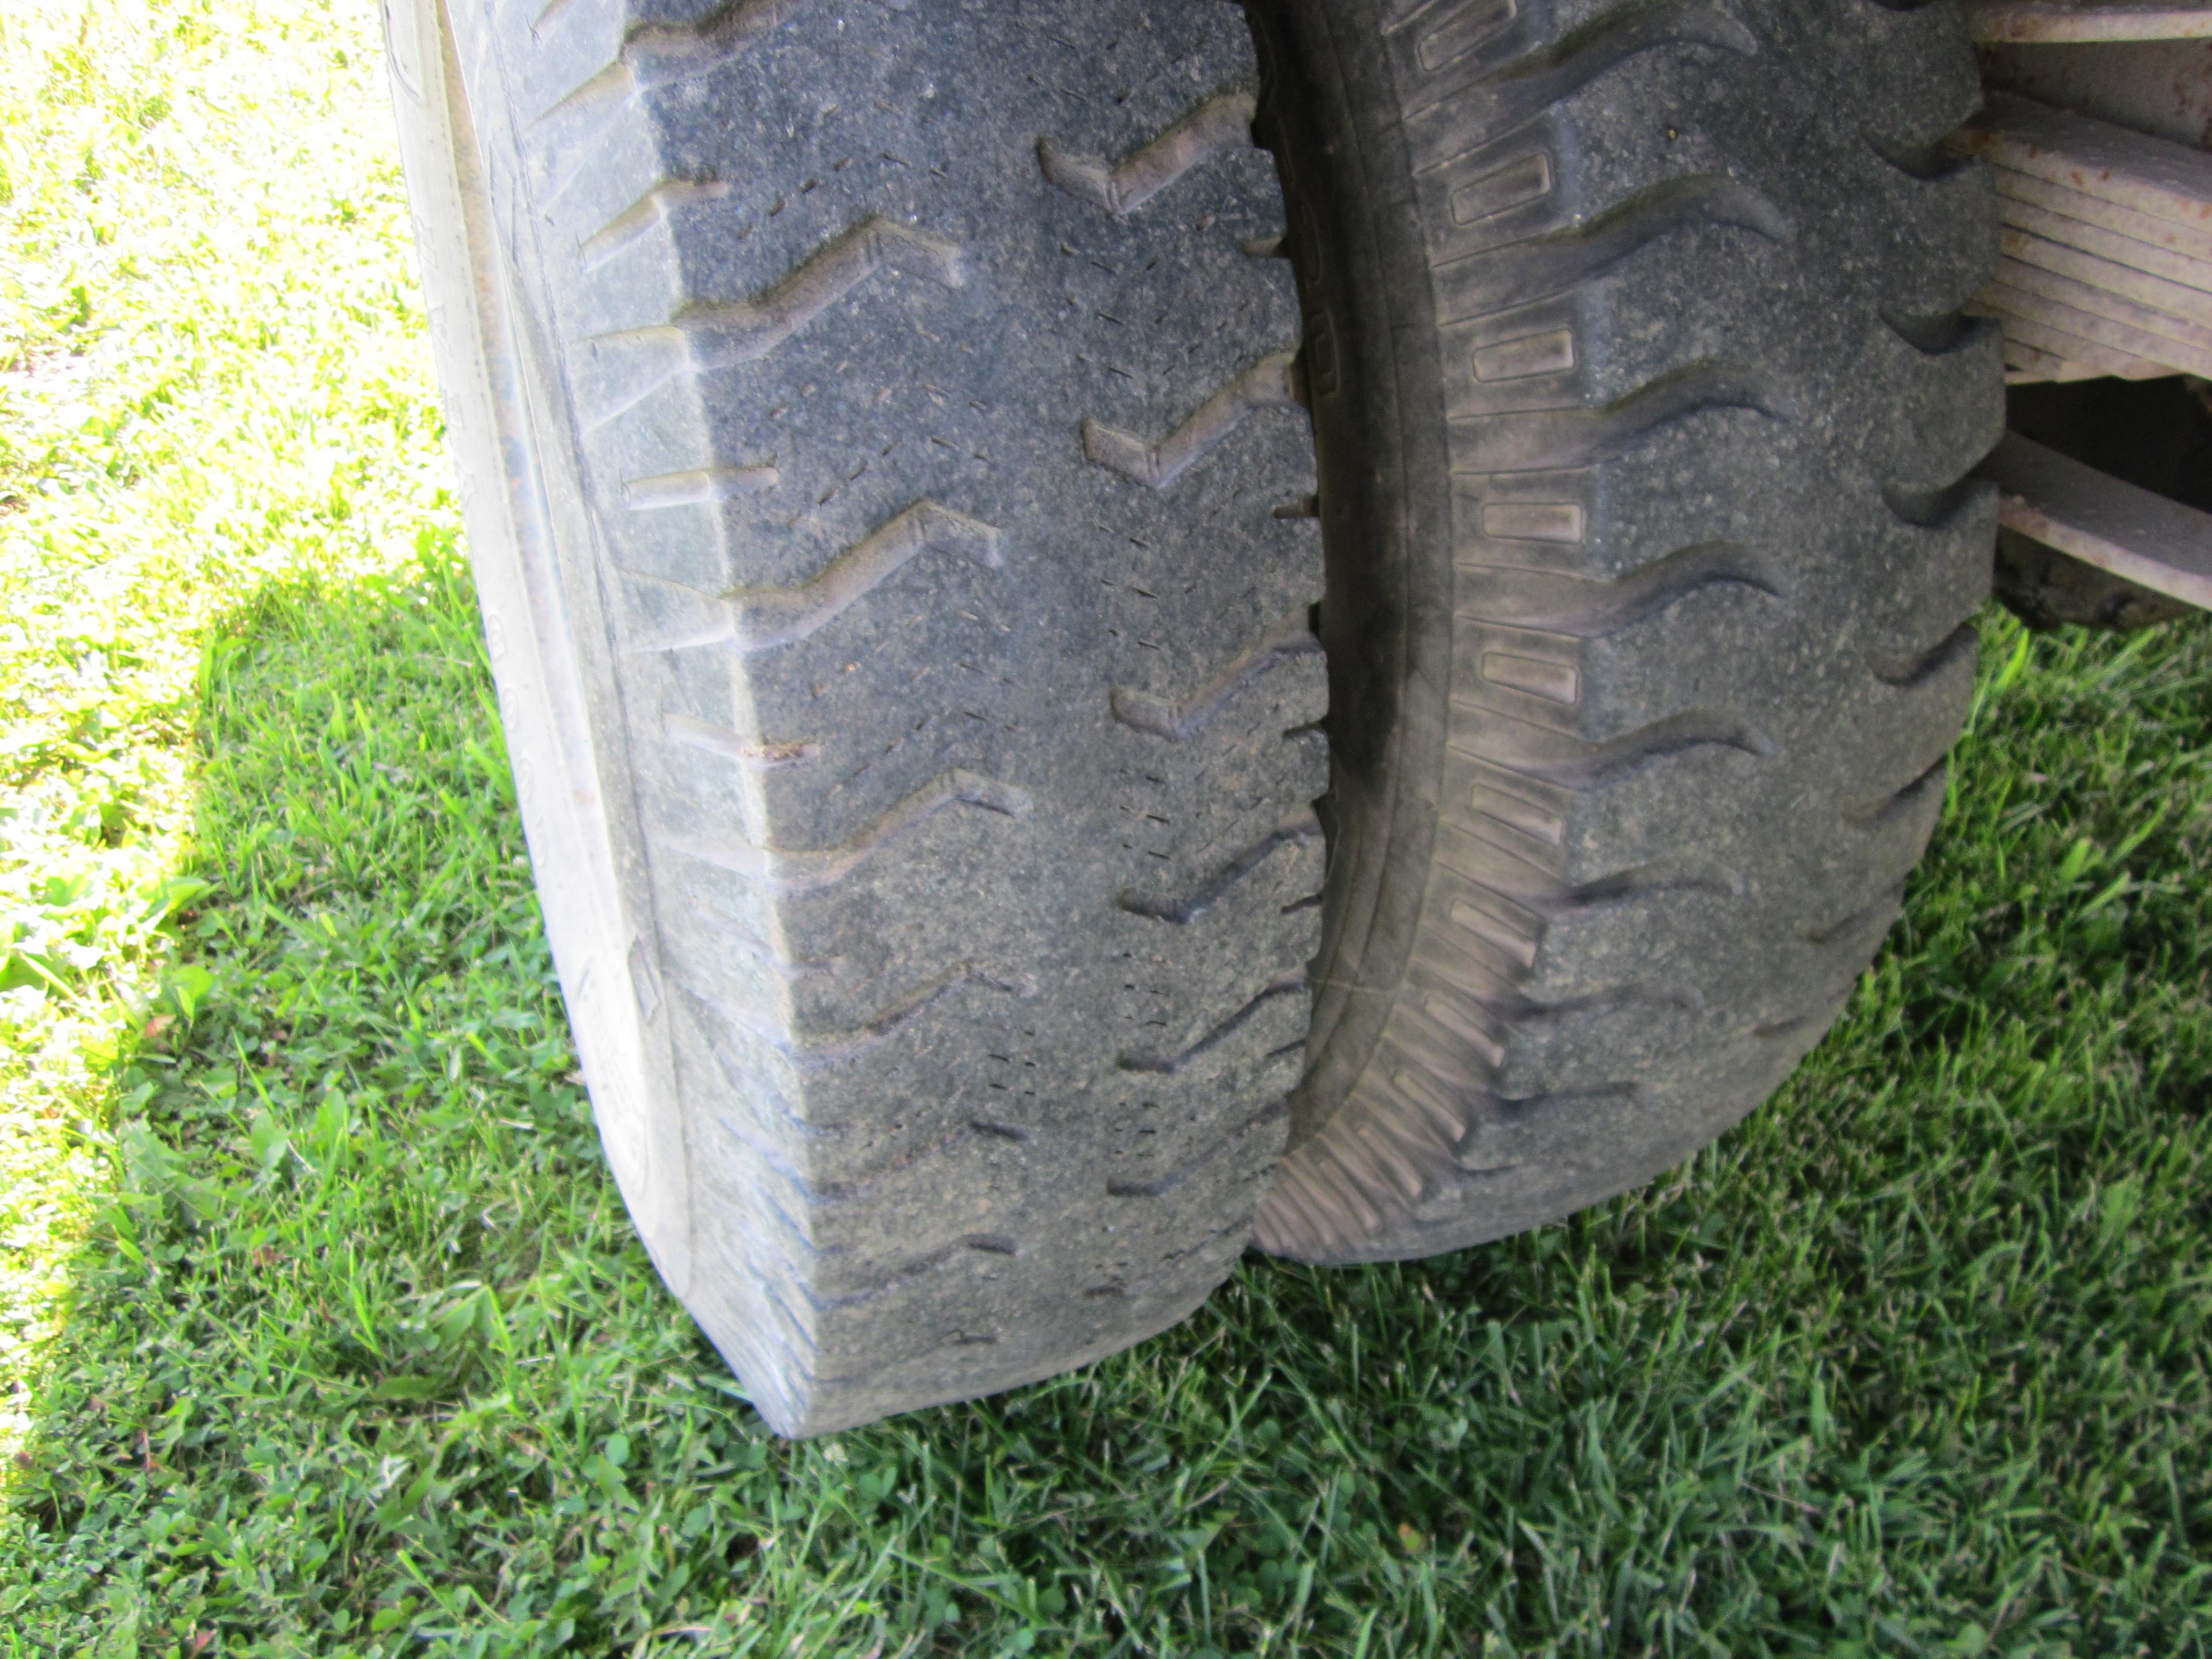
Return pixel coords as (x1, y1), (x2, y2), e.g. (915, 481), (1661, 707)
(1979, 431), (2212, 608)
(1959, 92), (2212, 379)
(1965, 2), (2212, 44)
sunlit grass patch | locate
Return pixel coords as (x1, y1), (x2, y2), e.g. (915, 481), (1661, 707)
(0, 0), (450, 1460)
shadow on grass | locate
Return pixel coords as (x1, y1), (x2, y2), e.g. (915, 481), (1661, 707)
(3, 550), (2210, 1656)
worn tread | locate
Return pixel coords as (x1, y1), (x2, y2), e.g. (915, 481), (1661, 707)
(1249, 0), (1998, 1262)
(409, 0), (1321, 1430)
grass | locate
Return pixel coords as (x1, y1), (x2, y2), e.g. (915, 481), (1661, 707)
(0, 1), (2207, 1654)
(0, 0), (441, 1471)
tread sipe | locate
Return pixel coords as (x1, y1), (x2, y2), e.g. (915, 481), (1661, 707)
(1244, 0), (2001, 1262)
(388, 0), (1322, 1432)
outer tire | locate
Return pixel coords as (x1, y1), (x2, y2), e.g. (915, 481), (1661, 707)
(1245, 0), (2002, 1263)
(384, 0), (1323, 1432)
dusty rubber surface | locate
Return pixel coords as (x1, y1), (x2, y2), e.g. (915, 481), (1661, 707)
(392, 0), (1322, 1433)
(1246, 0), (2002, 1263)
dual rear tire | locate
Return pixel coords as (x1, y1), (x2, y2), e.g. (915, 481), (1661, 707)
(387, 0), (1998, 1432)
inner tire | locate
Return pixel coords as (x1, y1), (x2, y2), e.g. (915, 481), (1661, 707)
(1245, 0), (2002, 1262)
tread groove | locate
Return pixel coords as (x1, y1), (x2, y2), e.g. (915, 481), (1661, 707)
(1104, 1101), (1288, 1197)
(1884, 475), (1991, 530)
(1558, 859), (1746, 907)
(1870, 619), (1977, 689)
(536, 0), (801, 122)
(1437, 175), (1789, 317)
(1452, 360), (1798, 472)
(803, 966), (1035, 1063)
(1804, 878), (1908, 948)
(665, 768), (1030, 893)
(1038, 92), (1259, 215)
(624, 501), (1001, 653)
(1881, 306), (1993, 356)
(580, 177), (731, 269)
(1118, 970), (1307, 1074)
(1409, 1), (1760, 123)
(1448, 707), (1777, 790)
(1456, 539), (1786, 634)
(1116, 808), (1323, 922)
(1842, 755), (1947, 828)
(580, 217), (967, 423)
(1109, 611), (1322, 740)
(1082, 352), (1303, 488)
(661, 713), (816, 771)
(623, 462), (777, 509)
(806, 1234), (1021, 1313)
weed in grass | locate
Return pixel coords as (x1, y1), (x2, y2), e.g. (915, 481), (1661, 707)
(1, 0), (2209, 1655)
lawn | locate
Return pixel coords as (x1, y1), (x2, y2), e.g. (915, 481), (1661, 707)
(2, 2), (2209, 1655)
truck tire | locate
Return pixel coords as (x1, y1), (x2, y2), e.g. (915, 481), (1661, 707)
(1243, 0), (2002, 1263)
(384, 0), (1323, 1433)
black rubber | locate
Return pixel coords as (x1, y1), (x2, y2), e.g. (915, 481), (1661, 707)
(1243, 0), (2003, 1262)
(392, 0), (1323, 1432)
